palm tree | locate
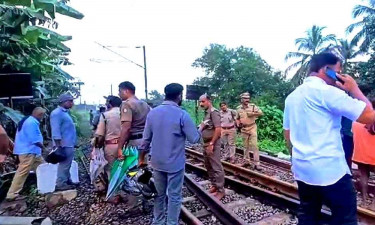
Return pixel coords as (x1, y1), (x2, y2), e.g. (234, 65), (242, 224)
(326, 39), (360, 73)
(285, 25), (336, 84)
(347, 0), (375, 53)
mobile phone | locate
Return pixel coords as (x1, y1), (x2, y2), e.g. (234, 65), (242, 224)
(326, 68), (343, 83)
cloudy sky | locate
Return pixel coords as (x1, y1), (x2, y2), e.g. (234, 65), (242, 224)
(57, 0), (363, 105)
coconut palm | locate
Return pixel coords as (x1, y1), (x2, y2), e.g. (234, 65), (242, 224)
(285, 25), (336, 84)
(347, 0), (375, 52)
(326, 39), (360, 73)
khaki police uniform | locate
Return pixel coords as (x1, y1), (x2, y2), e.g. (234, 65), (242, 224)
(120, 96), (150, 148)
(237, 93), (263, 166)
(95, 107), (121, 177)
(220, 109), (237, 160)
(202, 107), (225, 193)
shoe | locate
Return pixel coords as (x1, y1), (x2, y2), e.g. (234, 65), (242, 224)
(214, 191), (225, 200)
(55, 184), (75, 192)
(209, 186), (217, 193)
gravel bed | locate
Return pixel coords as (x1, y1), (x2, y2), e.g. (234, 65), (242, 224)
(183, 200), (205, 213)
(186, 172), (295, 225)
(357, 192), (375, 210)
(188, 144), (295, 184)
(233, 203), (282, 223)
(220, 193), (244, 204)
(200, 215), (223, 225)
(1, 143), (155, 225)
(194, 176), (205, 183)
(182, 187), (194, 198)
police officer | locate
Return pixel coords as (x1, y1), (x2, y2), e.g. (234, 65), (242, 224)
(117, 81), (150, 162)
(94, 96), (122, 177)
(199, 94), (225, 200)
(219, 102), (237, 164)
(236, 92), (263, 170)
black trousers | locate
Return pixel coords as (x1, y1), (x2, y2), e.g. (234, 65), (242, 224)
(342, 135), (354, 169)
(297, 174), (357, 225)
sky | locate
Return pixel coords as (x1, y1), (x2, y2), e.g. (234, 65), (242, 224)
(56, 0), (364, 105)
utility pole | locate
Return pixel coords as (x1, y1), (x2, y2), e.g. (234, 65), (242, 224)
(73, 79), (85, 105)
(94, 42), (149, 101)
(111, 84), (113, 96)
(142, 45), (148, 100)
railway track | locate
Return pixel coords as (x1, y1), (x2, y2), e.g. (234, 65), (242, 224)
(233, 147), (375, 194)
(185, 147), (375, 224)
(182, 170), (299, 225)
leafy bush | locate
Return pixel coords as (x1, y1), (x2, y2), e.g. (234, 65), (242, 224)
(182, 101), (204, 125)
(256, 104), (288, 155)
(257, 105), (284, 142)
(69, 109), (83, 137)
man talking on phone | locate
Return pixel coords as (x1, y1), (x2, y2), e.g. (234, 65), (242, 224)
(283, 53), (375, 225)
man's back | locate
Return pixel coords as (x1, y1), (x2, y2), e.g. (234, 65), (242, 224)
(14, 116), (42, 155)
(284, 76), (366, 185)
(121, 96), (150, 135)
(96, 107), (121, 140)
(143, 101), (200, 173)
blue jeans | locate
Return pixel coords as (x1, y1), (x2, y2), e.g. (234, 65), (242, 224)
(56, 147), (74, 187)
(152, 169), (184, 225)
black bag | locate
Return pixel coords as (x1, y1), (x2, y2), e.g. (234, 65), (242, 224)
(45, 147), (67, 164)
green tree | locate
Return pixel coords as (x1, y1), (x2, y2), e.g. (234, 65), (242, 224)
(285, 25), (336, 84)
(355, 46), (375, 98)
(148, 90), (165, 107)
(193, 44), (292, 109)
(327, 39), (360, 73)
(347, 0), (375, 53)
(0, 0), (84, 99)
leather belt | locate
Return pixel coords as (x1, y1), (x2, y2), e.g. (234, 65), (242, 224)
(105, 138), (119, 145)
(129, 133), (143, 140)
(222, 126), (235, 130)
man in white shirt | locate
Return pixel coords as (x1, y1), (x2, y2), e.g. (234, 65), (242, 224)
(283, 53), (375, 225)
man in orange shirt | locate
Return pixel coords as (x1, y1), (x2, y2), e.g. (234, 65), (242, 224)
(352, 99), (375, 209)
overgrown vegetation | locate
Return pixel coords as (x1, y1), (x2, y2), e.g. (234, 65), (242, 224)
(191, 44), (290, 155)
(0, 0), (84, 100)
(70, 109), (91, 138)
(189, 1), (375, 156)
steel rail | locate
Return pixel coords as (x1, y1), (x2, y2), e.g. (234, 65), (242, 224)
(186, 149), (375, 224)
(184, 174), (247, 225)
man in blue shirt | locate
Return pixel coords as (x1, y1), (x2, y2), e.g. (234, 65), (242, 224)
(284, 53), (375, 225)
(50, 93), (77, 191)
(6, 107), (46, 201)
(141, 83), (201, 225)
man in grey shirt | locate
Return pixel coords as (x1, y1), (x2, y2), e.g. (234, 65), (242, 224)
(140, 83), (201, 225)
(50, 93), (77, 191)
